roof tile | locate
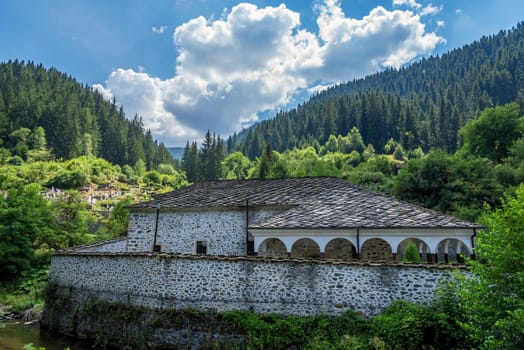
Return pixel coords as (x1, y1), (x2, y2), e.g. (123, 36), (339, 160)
(130, 177), (480, 229)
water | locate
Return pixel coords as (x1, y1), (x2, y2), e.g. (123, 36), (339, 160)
(0, 322), (92, 350)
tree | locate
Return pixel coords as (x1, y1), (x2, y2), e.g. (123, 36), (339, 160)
(222, 152), (252, 179)
(402, 241), (421, 263)
(393, 150), (504, 220)
(97, 197), (133, 239)
(0, 184), (56, 281)
(183, 141), (200, 183)
(454, 185), (524, 349)
(256, 144), (288, 179)
(51, 190), (95, 248)
(28, 126), (47, 150)
(459, 103), (524, 163)
(347, 127), (365, 153)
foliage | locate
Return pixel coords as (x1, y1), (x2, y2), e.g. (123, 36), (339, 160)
(222, 151), (253, 179)
(0, 184), (55, 281)
(0, 60), (173, 168)
(371, 300), (432, 350)
(453, 185), (524, 349)
(393, 145), (405, 161)
(0, 155), (187, 285)
(459, 103), (524, 162)
(23, 344), (46, 350)
(393, 150), (505, 220)
(402, 241), (421, 263)
(96, 197), (133, 239)
(182, 131), (226, 182)
(220, 309), (371, 349)
(50, 190), (96, 248)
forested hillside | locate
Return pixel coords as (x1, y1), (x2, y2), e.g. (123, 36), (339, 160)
(229, 22), (524, 158)
(0, 60), (173, 167)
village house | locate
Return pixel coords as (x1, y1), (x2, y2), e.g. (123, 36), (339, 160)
(82, 177), (479, 263)
(46, 176), (481, 331)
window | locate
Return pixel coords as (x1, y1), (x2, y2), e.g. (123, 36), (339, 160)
(196, 240), (208, 254)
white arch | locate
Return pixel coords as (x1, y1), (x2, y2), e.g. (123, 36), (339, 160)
(254, 235), (358, 253)
(396, 238), (431, 258)
(324, 238), (355, 260)
(290, 238), (321, 258)
(435, 238), (471, 255)
(360, 236), (401, 254)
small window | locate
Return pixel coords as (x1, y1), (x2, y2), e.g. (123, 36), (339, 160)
(196, 240), (208, 254)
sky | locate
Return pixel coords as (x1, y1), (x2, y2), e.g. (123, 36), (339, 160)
(1, 1), (523, 146)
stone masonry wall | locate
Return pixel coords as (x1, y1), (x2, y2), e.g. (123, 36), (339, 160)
(127, 208), (282, 255)
(47, 253), (460, 318)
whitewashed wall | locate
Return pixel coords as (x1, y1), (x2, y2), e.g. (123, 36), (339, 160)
(126, 208), (282, 255)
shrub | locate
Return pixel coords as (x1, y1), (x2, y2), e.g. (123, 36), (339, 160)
(402, 241), (422, 263)
(371, 300), (431, 350)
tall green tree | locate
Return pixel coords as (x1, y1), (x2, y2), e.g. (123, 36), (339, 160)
(460, 103), (524, 163)
(182, 141), (200, 183)
(0, 184), (56, 281)
(453, 185), (524, 349)
(393, 150), (504, 220)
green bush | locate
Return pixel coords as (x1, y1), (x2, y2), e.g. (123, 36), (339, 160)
(371, 300), (431, 350)
(47, 169), (88, 189)
(402, 241), (422, 263)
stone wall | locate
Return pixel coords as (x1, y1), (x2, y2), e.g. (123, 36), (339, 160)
(126, 208), (282, 255)
(360, 238), (394, 261)
(47, 252), (462, 318)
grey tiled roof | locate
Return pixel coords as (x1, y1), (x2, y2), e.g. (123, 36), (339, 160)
(131, 177), (480, 229)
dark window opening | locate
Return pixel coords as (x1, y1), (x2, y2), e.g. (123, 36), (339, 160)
(247, 240), (255, 255)
(196, 241), (208, 254)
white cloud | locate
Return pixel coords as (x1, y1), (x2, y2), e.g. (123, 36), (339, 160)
(316, 0), (444, 77)
(420, 4), (442, 16)
(95, 1), (444, 146)
(436, 20), (445, 27)
(152, 25), (167, 34)
(392, 0), (422, 9)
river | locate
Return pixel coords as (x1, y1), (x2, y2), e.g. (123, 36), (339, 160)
(0, 322), (92, 350)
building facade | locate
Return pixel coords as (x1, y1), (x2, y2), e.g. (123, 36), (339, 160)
(121, 177), (479, 263)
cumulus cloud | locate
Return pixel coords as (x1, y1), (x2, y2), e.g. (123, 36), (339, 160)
(152, 25), (167, 34)
(392, 0), (422, 9)
(316, 0), (444, 78)
(95, 0), (444, 145)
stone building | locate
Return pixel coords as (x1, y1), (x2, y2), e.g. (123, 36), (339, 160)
(46, 177), (479, 326)
(119, 177), (479, 263)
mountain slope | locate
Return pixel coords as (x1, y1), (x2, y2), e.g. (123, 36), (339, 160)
(229, 22), (524, 158)
(0, 60), (173, 167)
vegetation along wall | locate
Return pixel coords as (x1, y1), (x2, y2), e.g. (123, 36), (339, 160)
(44, 253), (464, 320)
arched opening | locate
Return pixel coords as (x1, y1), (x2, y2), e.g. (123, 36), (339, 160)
(396, 238), (431, 262)
(324, 238), (356, 261)
(257, 238), (288, 258)
(290, 238), (321, 259)
(437, 239), (471, 263)
(360, 238), (393, 261)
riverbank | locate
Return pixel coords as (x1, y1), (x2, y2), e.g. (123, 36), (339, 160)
(0, 321), (92, 350)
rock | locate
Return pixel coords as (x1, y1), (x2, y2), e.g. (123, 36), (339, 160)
(21, 305), (43, 323)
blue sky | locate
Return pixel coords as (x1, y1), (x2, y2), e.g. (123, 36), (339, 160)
(1, 0), (523, 146)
